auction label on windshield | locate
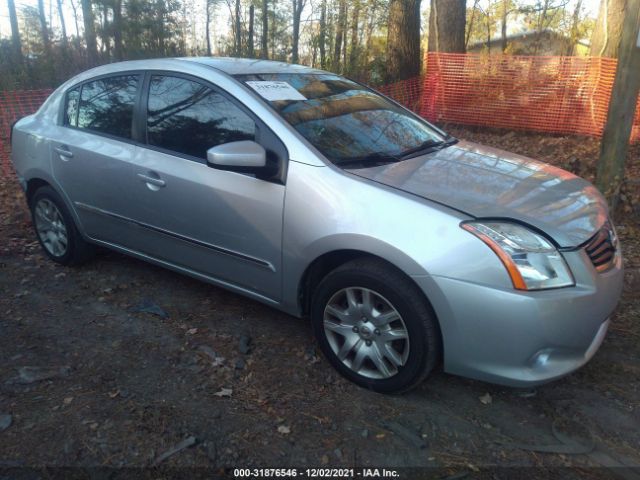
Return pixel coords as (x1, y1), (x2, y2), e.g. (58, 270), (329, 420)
(246, 81), (307, 101)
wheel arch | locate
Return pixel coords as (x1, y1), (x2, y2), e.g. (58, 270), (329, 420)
(26, 177), (52, 207)
(299, 249), (446, 380)
(297, 249), (441, 334)
(23, 173), (88, 240)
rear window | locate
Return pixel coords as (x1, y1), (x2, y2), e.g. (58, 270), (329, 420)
(76, 75), (140, 140)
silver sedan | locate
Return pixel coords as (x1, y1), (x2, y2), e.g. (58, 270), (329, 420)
(11, 58), (623, 393)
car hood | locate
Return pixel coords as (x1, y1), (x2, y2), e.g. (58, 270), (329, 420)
(348, 140), (608, 248)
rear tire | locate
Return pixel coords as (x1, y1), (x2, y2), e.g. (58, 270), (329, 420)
(30, 186), (95, 265)
(311, 258), (441, 393)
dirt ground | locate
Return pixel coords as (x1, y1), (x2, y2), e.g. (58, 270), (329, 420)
(0, 127), (639, 479)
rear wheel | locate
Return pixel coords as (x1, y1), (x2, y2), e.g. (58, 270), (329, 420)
(311, 258), (441, 393)
(30, 186), (94, 265)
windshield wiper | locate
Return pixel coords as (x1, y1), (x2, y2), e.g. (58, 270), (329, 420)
(400, 136), (458, 160)
(337, 151), (402, 168)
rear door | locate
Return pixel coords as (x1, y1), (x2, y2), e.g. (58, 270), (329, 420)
(50, 74), (141, 244)
(123, 73), (286, 302)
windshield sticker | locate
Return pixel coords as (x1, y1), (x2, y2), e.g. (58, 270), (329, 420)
(246, 81), (307, 101)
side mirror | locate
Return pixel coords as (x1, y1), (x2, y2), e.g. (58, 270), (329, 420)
(206, 140), (266, 170)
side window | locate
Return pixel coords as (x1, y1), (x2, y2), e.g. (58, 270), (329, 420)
(64, 87), (80, 127)
(77, 75), (139, 139)
(147, 75), (256, 159)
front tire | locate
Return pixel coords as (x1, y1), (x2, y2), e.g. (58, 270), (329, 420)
(311, 258), (441, 393)
(30, 186), (94, 265)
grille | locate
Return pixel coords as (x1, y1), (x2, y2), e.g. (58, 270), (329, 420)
(585, 223), (618, 272)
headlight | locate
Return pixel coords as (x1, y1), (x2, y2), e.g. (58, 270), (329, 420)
(461, 221), (574, 290)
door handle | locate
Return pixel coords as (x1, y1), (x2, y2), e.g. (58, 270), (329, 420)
(137, 172), (166, 188)
(54, 146), (73, 158)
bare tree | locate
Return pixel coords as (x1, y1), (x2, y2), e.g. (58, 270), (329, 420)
(387, 0), (421, 82)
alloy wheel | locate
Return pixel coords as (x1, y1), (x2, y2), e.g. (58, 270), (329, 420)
(34, 198), (69, 257)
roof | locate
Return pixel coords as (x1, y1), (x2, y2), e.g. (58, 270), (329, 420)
(179, 57), (326, 75)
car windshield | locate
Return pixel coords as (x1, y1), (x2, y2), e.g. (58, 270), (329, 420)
(235, 73), (446, 167)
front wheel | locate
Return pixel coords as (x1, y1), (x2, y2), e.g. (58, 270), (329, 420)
(311, 258), (441, 393)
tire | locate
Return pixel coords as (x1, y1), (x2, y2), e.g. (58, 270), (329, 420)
(311, 258), (441, 394)
(30, 186), (95, 265)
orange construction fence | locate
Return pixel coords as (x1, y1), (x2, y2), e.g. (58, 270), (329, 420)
(1, 53), (639, 176)
(378, 52), (640, 142)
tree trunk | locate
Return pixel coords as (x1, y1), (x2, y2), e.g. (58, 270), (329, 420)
(69, 0), (82, 50)
(482, 3), (492, 49)
(387, 0), (421, 82)
(7, 0), (23, 63)
(206, 0), (212, 55)
(591, 0), (628, 58)
(595, 0), (640, 208)
(501, 0), (508, 52)
(81, 0), (99, 65)
(428, 0), (466, 53)
(37, 0), (53, 57)
(333, 0), (346, 71)
(291, 0), (305, 64)
(341, 4), (348, 67)
(349, 0), (360, 72)
(102, 3), (110, 58)
(365, 0), (376, 56)
(319, 0), (326, 68)
(56, 0), (69, 51)
(235, 0), (242, 56)
(465, 0), (479, 49)
(565, 0), (583, 55)
(248, 4), (255, 57)
(261, 0), (268, 58)
(113, 0), (123, 60)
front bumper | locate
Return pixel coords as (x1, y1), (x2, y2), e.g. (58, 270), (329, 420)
(413, 248), (623, 387)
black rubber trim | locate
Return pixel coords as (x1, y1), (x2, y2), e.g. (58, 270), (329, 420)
(74, 201), (275, 271)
